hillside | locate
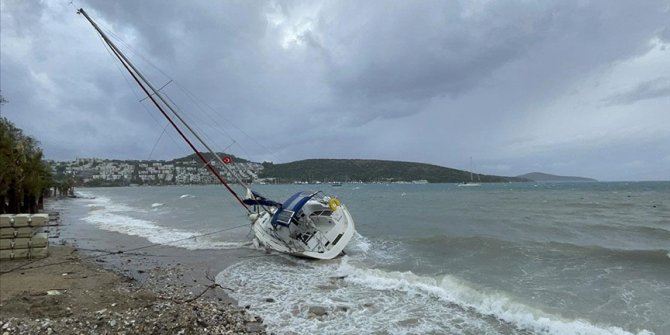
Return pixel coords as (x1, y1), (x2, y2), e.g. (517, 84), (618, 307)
(171, 152), (251, 164)
(260, 159), (526, 183)
(517, 172), (597, 182)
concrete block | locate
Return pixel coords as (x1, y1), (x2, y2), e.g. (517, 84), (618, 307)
(30, 214), (49, 227)
(0, 214), (13, 228)
(11, 248), (30, 260)
(12, 214), (31, 227)
(30, 245), (49, 259)
(0, 227), (34, 238)
(0, 239), (13, 250)
(11, 238), (30, 249)
(31, 233), (48, 248)
(0, 249), (12, 260)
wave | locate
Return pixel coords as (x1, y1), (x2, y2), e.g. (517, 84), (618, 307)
(342, 264), (653, 335)
(73, 190), (97, 199)
(179, 194), (195, 199)
(587, 223), (670, 239)
(411, 235), (669, 263)
(345, 232), (371, 254)
(81, 196), (248, 250)
(217, 257), (653, 335)
(531, 241), (670, 264)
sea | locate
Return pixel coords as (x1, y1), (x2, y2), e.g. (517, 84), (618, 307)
(53, 182), (669, 335)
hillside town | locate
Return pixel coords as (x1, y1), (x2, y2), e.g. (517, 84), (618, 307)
(48, 157), (263, 186)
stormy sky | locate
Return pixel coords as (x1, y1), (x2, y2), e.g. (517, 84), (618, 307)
(1, 0), (669, 181)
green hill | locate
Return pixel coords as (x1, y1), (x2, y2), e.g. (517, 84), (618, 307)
(260, 159), (526, 183)
(171, 152), (252, 164)
(516, 172), (597, 182)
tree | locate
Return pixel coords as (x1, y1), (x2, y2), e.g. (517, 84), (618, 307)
(0, 92), (7, 117)
(0, 116), (53, 213)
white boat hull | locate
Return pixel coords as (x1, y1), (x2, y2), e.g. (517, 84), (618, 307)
(250, 203), (356, 260)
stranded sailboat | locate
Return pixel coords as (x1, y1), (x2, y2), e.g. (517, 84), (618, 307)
(78, 9), (355, 259)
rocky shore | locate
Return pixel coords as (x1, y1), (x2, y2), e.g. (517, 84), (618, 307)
(0, 245), (267, 335)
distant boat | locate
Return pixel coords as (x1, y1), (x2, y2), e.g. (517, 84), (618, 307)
(78, 8), (356, 260)
(457, 181), (481, 187)
(458, 157), (481, 187)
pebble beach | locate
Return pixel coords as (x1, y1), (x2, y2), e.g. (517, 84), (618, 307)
(0, 209), (268, 335)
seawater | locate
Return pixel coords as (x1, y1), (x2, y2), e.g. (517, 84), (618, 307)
(59, 182), (669, 334)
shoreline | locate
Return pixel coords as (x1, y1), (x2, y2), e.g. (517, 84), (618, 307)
(1, 199), (268, 334)
(0, 244), (267, 334)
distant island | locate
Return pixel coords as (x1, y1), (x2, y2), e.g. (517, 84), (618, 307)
(260, 159), (528, 184)
(516, 172), (597, 182)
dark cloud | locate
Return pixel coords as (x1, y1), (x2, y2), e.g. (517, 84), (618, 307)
(1, 0), (669, 180)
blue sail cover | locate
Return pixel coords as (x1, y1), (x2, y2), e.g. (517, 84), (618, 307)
(243, 190), (282, 207)
(270, 191), (316, 227)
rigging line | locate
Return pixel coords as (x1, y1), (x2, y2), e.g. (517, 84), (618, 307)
(94, 31), (189, 157)
(138, 82), (220, 163)
(87, 13), (252, 214)
(158, 91), (250, 192)
(139, 80), (173, 103)
(108, 36), (251, 193)
(94, 16), (258, 156)
(175, 83), (271, 159)
(159, 91), (227, 159)
(94, 24), (209, 161)
(0, 223), (250, 276)
(153, 85), (252, 189)
(100, 21), (268, 162)
(100, 25), (173, 88)
(148, 124), (169, 160)
(110, 43), (249, 209)
(222, 140), (237, 153)
(99, 23), (267, 168)
(172, 84), (242, 147)
(78, 8), (250, 211)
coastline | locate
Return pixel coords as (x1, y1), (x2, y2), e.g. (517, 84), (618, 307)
(0, 203), (268, 335)
(0, 244), (267, 334)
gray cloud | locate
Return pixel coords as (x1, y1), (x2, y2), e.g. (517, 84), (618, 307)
(603, 77), (670, 106)
(1, 0), (669, 180)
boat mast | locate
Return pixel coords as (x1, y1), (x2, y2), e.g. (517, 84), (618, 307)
(469, 157), (474, 182)
(77, 8), (250, 211)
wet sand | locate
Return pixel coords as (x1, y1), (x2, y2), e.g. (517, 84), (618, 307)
(0, 210), (268, 334)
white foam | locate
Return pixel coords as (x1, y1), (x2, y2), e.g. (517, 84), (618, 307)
(180, 194), (195, 199)
(349, 266), (653, 335)
(345, 232), (371, 254)
(151, 203), (164, 208)
(74, 190), (96, 199)
(217, 258), (654, 335)
(83, 195), (138, 213)
(81, 196), (247, 250)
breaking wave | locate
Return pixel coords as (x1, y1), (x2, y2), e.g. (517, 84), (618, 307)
(81, 196), (248, 250)
(218, 257), (653, 335)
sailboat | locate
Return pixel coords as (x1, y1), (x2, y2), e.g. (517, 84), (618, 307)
(457, 157), (481, 187)
(78, 9), (356, 260)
